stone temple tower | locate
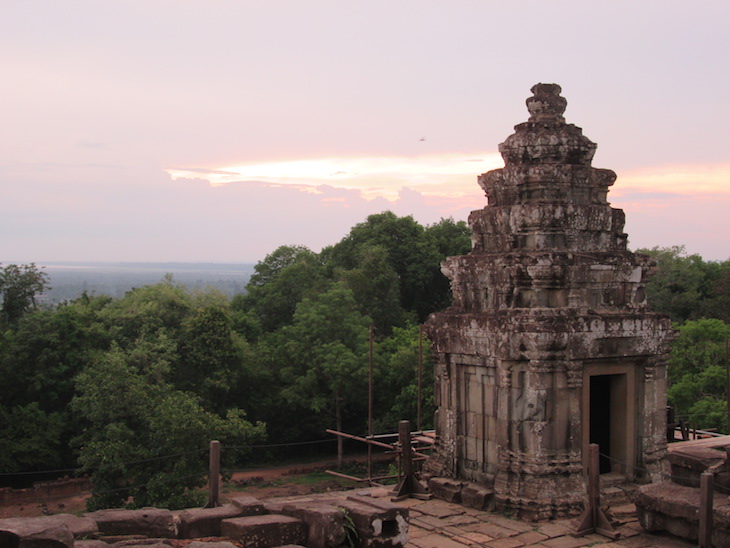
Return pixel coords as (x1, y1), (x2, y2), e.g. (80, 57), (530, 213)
(423, 84), (674, 520)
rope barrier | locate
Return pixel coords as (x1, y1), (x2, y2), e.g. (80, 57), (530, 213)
(227, 437), (336, 450)
(0, 435), (344, 507)
(0, 438), (336, 480)
(0, 467), (83, 477)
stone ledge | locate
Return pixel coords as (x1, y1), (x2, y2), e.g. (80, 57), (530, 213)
(177, 504), (245, 538)
(636, 480), (730, 545)
(221, 514), (306, 548)
(84, 508), (176, 539)
(427, 477), (496, 511)
(426, 478), (463, 504)
(0, 492), (410, 548)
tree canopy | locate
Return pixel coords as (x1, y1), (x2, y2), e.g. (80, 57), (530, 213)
(5, 220), (726, 507)
(0, 212), (463, 507)
(0, 263), (50, 326)
(639, 245), (730, 324)
(638, 246), (730, 433)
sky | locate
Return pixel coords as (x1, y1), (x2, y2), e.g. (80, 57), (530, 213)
(2, 1), (729, 264)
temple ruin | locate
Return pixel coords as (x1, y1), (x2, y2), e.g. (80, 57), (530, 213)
(423, 83), (674, 520)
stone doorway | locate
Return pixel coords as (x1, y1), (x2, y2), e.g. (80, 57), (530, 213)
(583, 364), (636, 479)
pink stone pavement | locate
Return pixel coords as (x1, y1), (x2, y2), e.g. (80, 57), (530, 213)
(262, 487), (697, 548)
(386, 493), (695, 548)
(266, 487), (694, 548)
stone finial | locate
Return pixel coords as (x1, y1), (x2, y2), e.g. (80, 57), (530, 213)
(526, 83), (567, 123)
(495, 83), (597, 169)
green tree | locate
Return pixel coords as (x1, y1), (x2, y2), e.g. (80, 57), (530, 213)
(639, 246), (728, 324)
(72, 343), (265, 510)
(0, 296), (110, 410)
(425, 217), (472, 258)
(688, 397), (728, 434)
(0, 263), (50, 325)
(176, 304), (255, 414)
(667, 319), (730, 432)
(277, 284), (371, 466)
(0, 294), (111, 474)
(237, 245), (326, 335)
(337, 245), (405, 334)
(668, 319), (730, 383)
(704, 262), (730, 322)
(247, 244), (315, 287)
(424, 217), (472, 312)
(0, 403), (65, 476)
(373, 323), (434, 432)
(324, 212), (430, 319)
(101, 279), (192, 346)
(325, 212), (470, 321)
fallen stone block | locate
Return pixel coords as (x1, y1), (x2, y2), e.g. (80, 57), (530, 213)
(112, 542), (171, 548)
(221, 514), (306, 548)
(228, 496), (266, 516)
(96, 535), (145, 543)
(262, 502), (285, 514)
(339, 495), (408, 548)
(186, 541), (239, 548)
(636, 480), (730, 546)
(280, 503), (346, 548)
(75, 540), (111, 548)
(426, 477), (462, 503)
(84, 508), (176, 538)
(668, 446), (727, 489)
(112, 539), (174, 547)
(177, 504), (243, 538)
(0, 523), (74, 548)
(0, 515), (98, 540)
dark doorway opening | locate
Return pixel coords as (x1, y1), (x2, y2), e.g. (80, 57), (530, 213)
(589, 374), (612, 474)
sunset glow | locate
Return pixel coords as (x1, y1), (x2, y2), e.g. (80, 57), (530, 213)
(166, 153), (505, 201)
(614, 164), (730, 196)
(3, 1), (729, 262)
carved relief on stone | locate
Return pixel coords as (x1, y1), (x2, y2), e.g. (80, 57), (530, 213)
(497, 363), (512, 389)
(565, 362), (583, 388)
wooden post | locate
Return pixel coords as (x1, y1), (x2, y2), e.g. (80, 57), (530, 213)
(726, 339), (729, 435)
(207, 440), (221, 508)
(400, 421), (413, 478)
(574, 444), (618, 539)
(666, 406), (675, 443)
(368, 326), (374, 483)
(418, 325), (423, 432)
(699, 471), (714, 548)
(391, 420), (431, 502)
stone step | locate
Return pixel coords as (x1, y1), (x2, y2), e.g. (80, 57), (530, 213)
(609, 502), (638, 524)
(221, 514), (307, 548)
(601, 480), (639, 509)
(602, 485), (630, 506)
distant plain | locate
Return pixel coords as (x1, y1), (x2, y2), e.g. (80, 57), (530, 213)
(34, 262), (256, 305)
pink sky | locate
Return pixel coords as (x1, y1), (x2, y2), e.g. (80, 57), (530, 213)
(2, 1), (729, 263)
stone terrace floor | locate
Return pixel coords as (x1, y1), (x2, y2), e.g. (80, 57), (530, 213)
(267, 487), (694, 548)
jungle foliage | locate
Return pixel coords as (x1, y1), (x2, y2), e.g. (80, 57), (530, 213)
(638, 246), (730, 432)
(0, 213), (469, 509)
(1, 221), (726, 507)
